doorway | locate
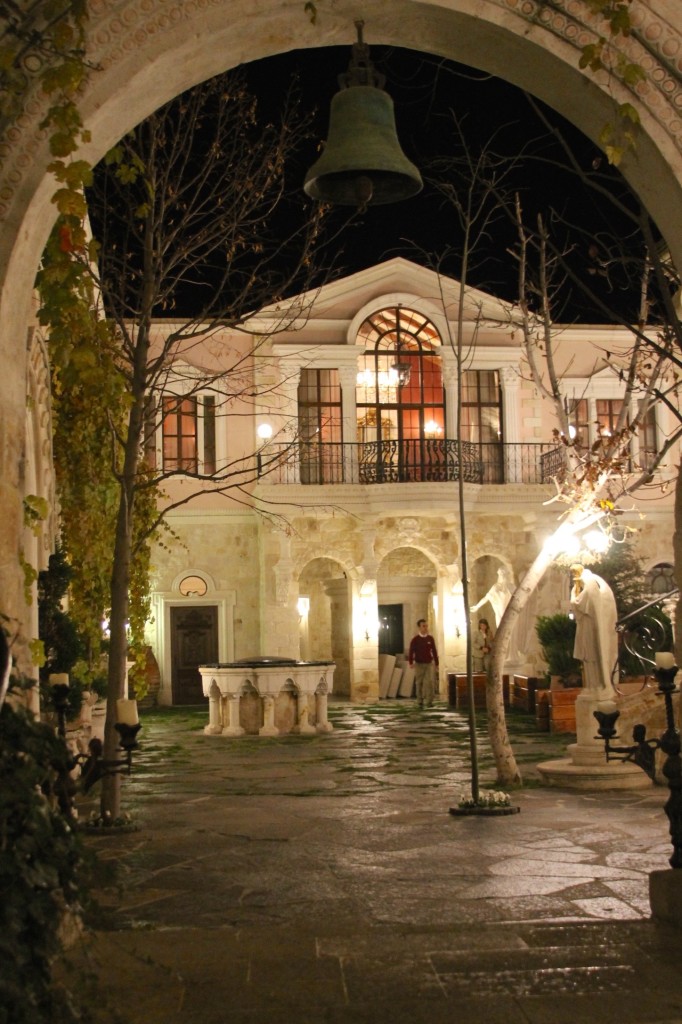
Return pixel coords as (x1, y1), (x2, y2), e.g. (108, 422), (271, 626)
(170, 605), (219, 704)
(379, 604), (404, 657)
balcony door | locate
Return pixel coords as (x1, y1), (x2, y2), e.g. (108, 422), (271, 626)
(355, 306), (446, 482)
(298, 369), (343, 483)
(461, 370), (503, 483)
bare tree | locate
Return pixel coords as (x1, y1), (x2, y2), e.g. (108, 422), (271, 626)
(80, 69), (333, 819)
(486, 196), (681, 785)
(426, 104), (681, 787)
(425, 118), (528, 794)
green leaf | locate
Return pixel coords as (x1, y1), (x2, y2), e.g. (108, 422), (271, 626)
(48, 131), (79, 157)
(618, 102), (641, 124)
(51, 187), (87, 217)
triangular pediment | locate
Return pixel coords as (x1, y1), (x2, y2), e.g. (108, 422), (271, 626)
(299, 257), (512, 320)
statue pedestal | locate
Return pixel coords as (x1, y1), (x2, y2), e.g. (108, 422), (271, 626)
(650, 869), (682, 927)
(537, 692), (652, 790)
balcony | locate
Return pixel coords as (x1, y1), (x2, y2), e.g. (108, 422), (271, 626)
(258, 440), (564, 486)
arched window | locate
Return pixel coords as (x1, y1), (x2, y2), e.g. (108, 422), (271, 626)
(647, 562), (675, 597)
(356, 307), (445, 481)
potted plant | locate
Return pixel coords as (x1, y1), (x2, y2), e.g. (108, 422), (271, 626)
(535, 614), (582, 688)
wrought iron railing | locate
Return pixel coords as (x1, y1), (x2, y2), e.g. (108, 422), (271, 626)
(257, 440), (564, 486)
(615, 588), (678, 687)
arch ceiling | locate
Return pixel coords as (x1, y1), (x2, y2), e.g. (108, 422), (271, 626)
(0, 5), (681, 583)
(2, 0), (681, 331)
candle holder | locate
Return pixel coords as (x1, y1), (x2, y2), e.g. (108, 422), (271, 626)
(49, 682), (71, 739)
(593, 658), (681, 869)
(78, 722), (141, 793)
(47, 678), (142, 812)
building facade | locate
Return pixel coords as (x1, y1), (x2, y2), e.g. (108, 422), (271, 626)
(139, 259), (677, 704)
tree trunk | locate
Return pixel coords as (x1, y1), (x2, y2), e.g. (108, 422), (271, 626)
(99, 353), (148, 820)
(673, 465), (682, 723)
(487, 547), (554, 786)
(100, 495), (133, 820)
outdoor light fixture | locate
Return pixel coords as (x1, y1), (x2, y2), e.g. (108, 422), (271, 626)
(593, 652), (681, 869)
(48, 675), (142, 815)
(303, 20), (422, 207)
(392, 360), (411, 388)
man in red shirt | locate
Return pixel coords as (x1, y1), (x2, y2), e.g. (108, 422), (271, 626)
(408, 618), (439, 708)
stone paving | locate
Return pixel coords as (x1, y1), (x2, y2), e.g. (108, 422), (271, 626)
(70, 701), (682, 1024)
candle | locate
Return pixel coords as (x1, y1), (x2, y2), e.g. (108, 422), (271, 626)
(655, 652), (676, 669)
(49, 673), (69, 686)
(116, 698), (139, 726)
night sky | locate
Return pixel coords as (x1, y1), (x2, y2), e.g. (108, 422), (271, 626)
(244, 44), (648, 322)
(90, 44), (655, 324)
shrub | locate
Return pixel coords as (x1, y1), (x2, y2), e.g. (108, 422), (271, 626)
(0, 695), (92, 1024)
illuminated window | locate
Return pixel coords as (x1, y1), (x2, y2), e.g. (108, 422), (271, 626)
(298, 369), (342, 483)
(638, 402), (657, 470)
(596, 398), (623, 437)
(162, 395), (216, 474)
(355, 307), (445, 481)
(163, 396), (197, 472)
(567, 398), (589, 444)
(460, 370), (503, 483)
(461, 370), (502, 445)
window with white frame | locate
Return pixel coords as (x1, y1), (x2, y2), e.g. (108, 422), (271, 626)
(565, 377), (658, 469)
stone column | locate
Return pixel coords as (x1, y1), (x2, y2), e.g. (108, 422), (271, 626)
(204, 681), (223, 735)
(260, 694), (279, 736)
(296, 692), (316, 735)
(338, 364), (359, 483)
(499, 365), (521, 482)
(315, 686), (333, 733)
(350, 577), (380, 702)
(222, 693), (244, 737)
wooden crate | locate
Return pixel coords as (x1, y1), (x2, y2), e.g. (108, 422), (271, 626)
(535, 688), (550, 731)
(511, 675), (540, 714)
(450, 674), (510, 710)
(549, 687), (580, 733)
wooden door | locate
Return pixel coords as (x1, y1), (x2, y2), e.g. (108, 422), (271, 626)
(170, 605), (219, 705)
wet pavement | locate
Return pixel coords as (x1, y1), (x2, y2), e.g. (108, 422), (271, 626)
(70, 701), (682, 1024)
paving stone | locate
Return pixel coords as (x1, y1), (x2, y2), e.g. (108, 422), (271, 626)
(69, 702), (682, 1023)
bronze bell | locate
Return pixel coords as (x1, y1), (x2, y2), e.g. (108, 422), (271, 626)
(304, 22), (423, 207)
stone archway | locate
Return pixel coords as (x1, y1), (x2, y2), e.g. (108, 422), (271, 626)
(298, 556), (350, 696)
(2, 0), (682, 620)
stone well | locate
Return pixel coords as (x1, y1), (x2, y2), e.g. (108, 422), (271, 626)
(199, 656), (335, 737)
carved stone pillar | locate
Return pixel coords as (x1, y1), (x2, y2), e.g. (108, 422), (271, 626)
(295, 692), (316, 735)
(204, 681), (223, 735)
(499, 364), (521, 482)
(338, 364), (359, 483)
(222, 693), (244, 737)
(315, 685), (333, 733)
(260, 694), (279, 736)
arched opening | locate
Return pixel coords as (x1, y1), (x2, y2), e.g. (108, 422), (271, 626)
(377, 545), (438, 698)
(356, 306), (445, 482)
(298, 557), (350, 697)
(2, 1), (682, 627)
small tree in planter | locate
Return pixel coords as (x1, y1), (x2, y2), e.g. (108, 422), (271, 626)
(535, 614), (582, 688)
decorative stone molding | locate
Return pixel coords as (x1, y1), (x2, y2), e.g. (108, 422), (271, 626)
(1, 1), (681, 224)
